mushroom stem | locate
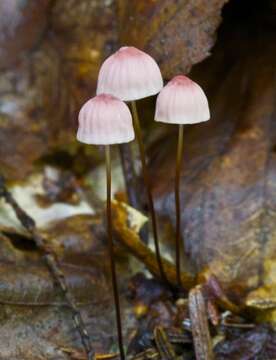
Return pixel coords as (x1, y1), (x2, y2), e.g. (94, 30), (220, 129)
(175, 124), (184, 288)
(118, 143), (141, 210)
(131, 101), (168, 285)
(105, 145), (125, 360)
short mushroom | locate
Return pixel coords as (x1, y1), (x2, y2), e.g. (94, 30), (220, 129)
(77, 93), (135, 360)
(96, 46), (167, 284)
(155, 75), (210, 289)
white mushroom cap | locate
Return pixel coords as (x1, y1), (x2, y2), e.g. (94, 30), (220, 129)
(155, 75), (210, 124)
(77, 94), (134, 145)
(96, 46), (163, 101)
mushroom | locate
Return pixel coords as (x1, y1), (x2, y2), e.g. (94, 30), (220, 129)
(77, 94), (135, 360)
(155, 75), (210, 289)
(97, 46), (163, 101)
(96, 46), (168, 284)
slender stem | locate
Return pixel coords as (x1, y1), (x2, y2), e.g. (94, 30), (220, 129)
(175, 124), (184, 288)
(105, 146), (125, 360)
(112, 200), (195, 290)
(130, 101), (168, 284)
(118, 143), (141, 210)
(118, 144), (149, 244)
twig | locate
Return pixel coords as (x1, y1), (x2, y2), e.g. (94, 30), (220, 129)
(0, 175), (94, 360)
(129, 348), (159, 360)
(188, 286), (214, 360)
(112, 201), (195, 290)
(203, 274), (241, 314)
(154, 327), (177, 360)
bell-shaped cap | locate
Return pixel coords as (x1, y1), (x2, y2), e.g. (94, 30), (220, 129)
(77, 94), (134, 145)
(155, 75), (210, 124)
(96, 46), (163, 101)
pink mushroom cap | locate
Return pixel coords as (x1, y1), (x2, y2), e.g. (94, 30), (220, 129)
(77, 94), (135, 145)
(96, 46), (163, 101)
(155, 75), (210, 125)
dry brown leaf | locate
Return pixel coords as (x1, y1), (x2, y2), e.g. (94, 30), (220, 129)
(0, 0), (227, 179)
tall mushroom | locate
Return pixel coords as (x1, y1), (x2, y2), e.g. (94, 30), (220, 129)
(96, 46), (167, 283)
(155, 75), (210, 289)
(77, 94), (135, 360)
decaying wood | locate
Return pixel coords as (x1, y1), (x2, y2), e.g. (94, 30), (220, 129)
(188, 286), (214, 360)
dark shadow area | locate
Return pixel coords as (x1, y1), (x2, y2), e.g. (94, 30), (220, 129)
(2, 231), (37, 252)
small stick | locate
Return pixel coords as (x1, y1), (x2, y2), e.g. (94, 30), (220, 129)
(154, 327), (177, 360)
(105, 146), (125, 360)
(204, 274), (241, 315)
(112, 201), (195, 290)
(0, 175), (94, 360)
(188, 286), (214, 360)
(175, 124), (184, 288)
(129, 348), (159, 360)
(131, 101), (167, 285)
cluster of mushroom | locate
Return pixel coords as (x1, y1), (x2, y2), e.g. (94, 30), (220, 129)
(77, 46), (210, 359)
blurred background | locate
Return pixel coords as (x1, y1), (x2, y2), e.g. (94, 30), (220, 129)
(1, 0), (276, 358)
(0, 0), (230, 179)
